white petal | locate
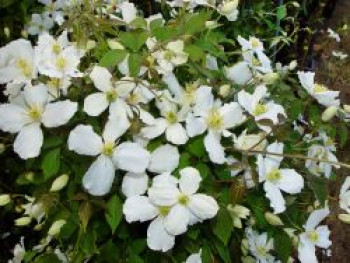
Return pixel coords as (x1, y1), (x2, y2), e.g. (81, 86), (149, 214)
(123, 195), (158, 223)
(108, 99), (130, 131)
(166, 123), (189, 145)
(90, 66), (114, 92)
(14, 123), (43, 159)
(186, 115), (207, 137)
(264, 181), (286, 214)
(179, 167), (201, 195)
(122, 172), (149, 197)
(204, 131), (226, 164)
(114, 142), (150, 173)
(82, 155), (115, 196)
(220, 102), (245, 129)
(298, 237), (317, 263)
(278, 169), (304, 194)
(148, 184), (180, 207)
(148, 144), (180, 173)
(304, 207), (330, 231)
(103, 117), (129, 143)
(188, 194), (219, 220)
(164, 204), (190, 235)
(42, 100), (77, 127)
(147, 217), (175, 252)
(152, 173), (179, 187)
(24, 84), (48, 107)
(140, 118), (167, 139)
(68, 125), (103, 156)
(83, 92), (109, 116)
(225, 62), (252, 85)
(193, 86), (214, 116)
(186, 251), (202, 263)
(120, 2), (137, 23)
(0, 104), (28, 133)
(315, 226), (331, 248)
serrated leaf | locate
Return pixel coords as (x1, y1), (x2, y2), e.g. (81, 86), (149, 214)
(42, 148), (61, 180)
(120, 31), (148, 52)
(100, 49), (127, 68)
(212, 208), (233, 245)
(128, 53), (142, 77)
(105, 195), (123, 234)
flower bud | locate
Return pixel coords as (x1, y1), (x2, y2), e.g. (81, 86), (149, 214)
(86, 40), (96, 50)
(15, 217), (32, 226)
(234, 130), (267, 152)
(48, 219), (66, 236)
(205, 21), (220, 29)
(219, 0), (239, 15)
(0, 194), (10, 206)
(24, 171), (35, 182)
(0, 143), (5, 154)
(289, 60), (297, 70)
(343, 104), (350, 113)
(265, 212), (283, 226)
(262, 72), (279, 84)
(107, 39), (125, 50)
(321, 106), (338, 122)
(219, 84), (231, 98)
(50, 174), (69, 192)
(338, 213), (350, 224)
(4, 27), (10, 38)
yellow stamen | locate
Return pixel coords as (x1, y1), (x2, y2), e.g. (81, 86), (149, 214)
(253, 103), (268, 116)
(165, 111), (178, 124)
(266, 169), (281, 182)
(314, 84), (328, 93)
(207, 109), (224, 130)
(158, 206), (171, 217)
(102, 142), (115, 156)
(178, 194), (189, 206)
(16, 58), (32, 78)
(56, 57), (67, 70)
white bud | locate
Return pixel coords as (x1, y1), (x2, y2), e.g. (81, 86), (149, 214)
(219, 84), (231, 98)
(4, 27), (10, 38)
(48, 219), (66, 236)
(265, 212), (283, 226)
(0, 194), (10, 206)
(50, 174), (69, 192)
(321, 106), (338, 122)
(15, 217), (32, 226)
(0, 143), (5, 154)
(86, 40), (96, 50)
(107, 39), (125, 50)
(262, 72), (279, 84)
(205, 20), (220, 29)
(219, 0), (239, 15)
(338, 213), (350, 224)
(291, 2), (300, 8)
(234, 130), (267, 152)
(289, 60), (297, 70)
(343, 104), (350, 113)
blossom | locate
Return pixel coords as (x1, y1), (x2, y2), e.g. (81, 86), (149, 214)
(327, 28), (340, 42)
(68, 121), (150, 196)
(0, 39), (36, 84)
(257, 142), (304, 214)
(332, 51), (348, 60)
(217, 0), (239, 21)
(8, 237), (25, 263)
(38, 0), (68, 25)
(227, 204), (250, 228)
(238, 85), (286, 132)
(147, 144), (180, 174)
(233, 129), (267, 152)
(298, 207), (331, 263)
(185, 249), (202, 263)
(27, 13), (54, 35)
(339, 176), (350, 213)
(0, 84), (77, 159)
(186, 85), (245, 164)
(298, 71), (340, 107)
(21, 196), (46, 224)
(245, 227), (276, 263)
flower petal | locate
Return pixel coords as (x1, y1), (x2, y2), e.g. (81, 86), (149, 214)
(164, 204), (190, 235)
(103, 117), (129, 143)
(278, 169), (304, 194)
(42, 100), (77, 127)
(315, 225), (331, 248)
(264, 181), (286, 214)
(188, 194), (219, 220)
(304, 207), (330, 231)
(147, 217), (175, 252)
(68, 125), (103, 156)
(82, 155), (115, 196)
(24, 84), (48, 107)
(83, 92), (109, 117)
(166, 123), (189, 145)
(186, 115), (207, 137)
(220, 102), (245, 129)
(140, 118), (167, 139)
(148, 184), (180, 207)
(90, 66), (113, 92)
(179, 167), (201, 195)
(14, 123), (43, 159)
(204, 131), (226, 164)
(123, 195), (158, 223)
(148, 144), (180, 173)
(122, 172), (149, 197)
(114, 142), (150, 173)
(298, 237), (317, 263)
(0, 103), (28, 133)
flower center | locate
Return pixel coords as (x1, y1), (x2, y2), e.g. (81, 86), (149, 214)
(253, 103), (268, 116)
(56, 56), (67, 70)
(106, 90), (117, 102)
(126, 93), (140, 105)
(313, 84), (328, 93)
(16, 58), (32, 78)
(207, 109), (224, 130)
(28, 105), (43, 121)
(251, 37), (261, 49)
(306, 230), (319, 243)
(102, 142), (115, 156)
(158, 206), (171, 217)
(178, 194), (189, 206)
(47, 78), (61, 89)
(266, 169), (281, 182)
(257, 246), (267, 257)
(164, 50), (176, 61)
(52, 43), (61, 54)
(165, 111), (178, 124)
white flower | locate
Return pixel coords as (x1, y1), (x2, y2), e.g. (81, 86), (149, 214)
(185, 249), (202, 263)
(233, 129), (267, 152)
(186, 85), (245, 164)
(245, 227), (276, 263)
(68, 121), (150, 196)
(0, 194), (11, 206)
(332, 51), (348, 60)
(327, 28), (340, 42)
(298, 71), (340, 107)
(8, 237), (25, 263)
(27, 13), (54, 35)
(153, 40), (189, 75)
(122, 172), (149, 198)
(21, 196), (46, 224)
(119, 2), (138, 23)
(298, 207), (331, 263)
(227, 204), (250, 228)
(339, 176), (350, 213)
(0, 84), (77, 159)
(147, 144), (180, 174)
(225, 61), (253, 85)
(0, 39), (36, 84)
(48, 219), (66, 236)
(217, 0), (239, 21)
(39, 0), (67, 25)
(50, 174), (69, 192)
(238, 85), (286, 132)
(257, 142), (304, 214)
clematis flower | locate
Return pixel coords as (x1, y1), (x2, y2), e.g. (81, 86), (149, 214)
(0, 39), (37, 84)
(186, 85), (245, 164)
(327, 28), (340, 42)
(339, 176), (350, 213)
(20, 196), (46, 225)
(27, 13), (54, 35)
(227, 204), (250, 228)
(257, 142), (304, 214)
(147, 144), (180, 174)
(68, 120), (150, 196)
(185, 249), (202, 263)
(238, 85), (286, 132)
(298, 207), (331, 263)
(38, 0), (67, 25)
(0, 84), (77, 159)
(233, 129), (267, 152)
(8, 237), (25, 263)
(245, 227), (276, 263)
(298, 71), (340, 107)
(217, 0), (239, 21)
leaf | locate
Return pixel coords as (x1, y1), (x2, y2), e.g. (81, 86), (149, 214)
(309, 176), (328, 205)
(188, 137), (206, 157)
(79, 201), (92, 232)
(42, 136), (64, 149)
(130, 239), (147, 254)
(289, 100), (302, 121)
(183, 11), (210, 35)
(100, 49), (127, 68)
(274, 231), (292, 263)
(128, 53), (142, 77)
(105, 195), (123, 234)
(196, 163), (210, 180)
(185, 45), (205, 62)
(34, 254), (61, 263)
(212, 207), (233, 245)
(277, 5), (287, 20)
(42, 148), (61, 180)
(120, 31), (148, 52)
(338, 124), (348, 148)
(213, 238), (231, 263)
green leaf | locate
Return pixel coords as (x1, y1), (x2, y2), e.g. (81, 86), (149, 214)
(130, 239), (147, 254)
(42, 148), (61, 180)
(289, 100), (302, 121)
(274, 231), (292, 263)
(213, 238), (231, 263)
(338, 124), (348, 148)
(212, 207), (233, 245)
(79, 201), (92, 231)
(185, 45), (205, 62)
(277, 5), (287, 20)
(309, 176), (328, 205)
(196, 163), (210, 180)
(42, 136), (64, 149)
(128, 53), (142, 77)
(120, 31), (148, 52)
(100, 49), (127, 68)
(129, 254), (144, 263)
(188, 137), (206, 157)
(183, 11), (210, 35)
(105, 195), (123, 234)
(34, 254), (61, 263)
